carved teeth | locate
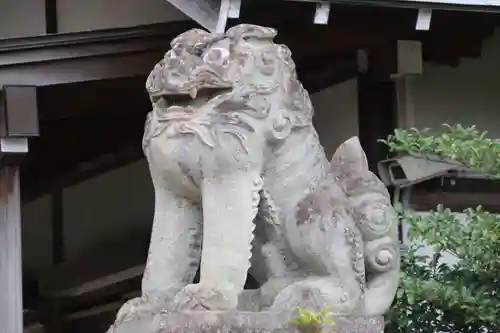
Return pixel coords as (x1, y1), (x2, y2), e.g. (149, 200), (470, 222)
(189, 87), (198, 99)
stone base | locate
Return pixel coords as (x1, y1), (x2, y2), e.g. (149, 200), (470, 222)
(107, 310), (384, 333)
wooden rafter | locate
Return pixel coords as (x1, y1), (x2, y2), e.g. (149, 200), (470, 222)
(289, 0), (500, 13)
(0, 21), (198, 86)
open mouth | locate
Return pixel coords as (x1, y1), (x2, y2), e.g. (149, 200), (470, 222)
(152, 87), (231, 109)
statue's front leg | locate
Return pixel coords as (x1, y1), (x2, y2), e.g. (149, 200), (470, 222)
(142, 186), (202, 303)
(174, 171), (261, 311)
(113, 185), (202, 324)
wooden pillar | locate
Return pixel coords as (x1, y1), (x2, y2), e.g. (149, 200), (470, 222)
(357, 44), (399, 174)
(358, 41), (423, 173)
(358, 77), (397, 173)
(0, 85), (39, 333)
(0, 166), (23, 333)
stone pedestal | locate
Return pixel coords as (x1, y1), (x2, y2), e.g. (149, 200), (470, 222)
(107, 310), (384, 333)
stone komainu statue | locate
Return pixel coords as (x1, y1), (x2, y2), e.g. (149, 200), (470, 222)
(112, 24), (399, 325)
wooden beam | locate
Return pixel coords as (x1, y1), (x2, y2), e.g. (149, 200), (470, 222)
(0, 53), (164, 87)
(0, 21), (197, 86)
(22, 111), (147, 195)
(66, 302), (122, 320)
(0, 22), (196, 66)
(288, 0), (500, 13)
(39, 232), (150, 297)
(413, 175), (500, 194)
(23, 144), (144, 203)
(411, 191), (500, 213)
(52, 265), (145, 298)
(0, 167), (23, 333)
(65, 305), (117, 332)
(241, 1), (500, 66)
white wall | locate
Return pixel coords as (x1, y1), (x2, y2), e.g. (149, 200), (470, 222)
(312, 79), (359, 159)
(0, 0), (187, 39)
(410, 29), (500, 138)
(0, 0), (46, 38)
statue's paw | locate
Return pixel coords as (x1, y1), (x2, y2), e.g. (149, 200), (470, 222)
(172, 283), (238, 311)
(113, 296), (159, 325)
(270, 277), (361, 315)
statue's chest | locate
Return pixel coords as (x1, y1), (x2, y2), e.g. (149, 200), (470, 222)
(148, 134), (204, 199)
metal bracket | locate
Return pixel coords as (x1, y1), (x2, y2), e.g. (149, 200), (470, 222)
(314, 2), (331, 24)
(0, 138), (28, 154)
(228, 0), (242, 19)
(415, 8), (432, 31)
(0, 137), (29, 167)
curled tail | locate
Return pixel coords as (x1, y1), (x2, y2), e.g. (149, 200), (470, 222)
(331, 136), (400, 316)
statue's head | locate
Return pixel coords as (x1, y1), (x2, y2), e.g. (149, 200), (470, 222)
(143, 24), (314, 151)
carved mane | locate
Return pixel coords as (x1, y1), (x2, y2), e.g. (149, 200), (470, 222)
(142, 24), (314, 154)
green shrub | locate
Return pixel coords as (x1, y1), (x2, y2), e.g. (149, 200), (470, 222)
(386, 206), (500, 332)
(382, 124), (500, 332)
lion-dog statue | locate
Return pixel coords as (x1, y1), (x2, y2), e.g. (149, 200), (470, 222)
(111, 24), (399, 326)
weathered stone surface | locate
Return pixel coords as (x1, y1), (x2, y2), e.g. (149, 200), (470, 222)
(107, 311), (384, 333)
(106, 23), (400, 333)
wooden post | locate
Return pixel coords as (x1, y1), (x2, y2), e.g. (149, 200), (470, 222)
(0, 85), (39, 333)
(357, 76), (397, 173)
(357, 44), (398, 174)
(0, 166), (23, 333)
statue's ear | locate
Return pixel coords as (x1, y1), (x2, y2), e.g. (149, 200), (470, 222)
(330, 136), (369, 174)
